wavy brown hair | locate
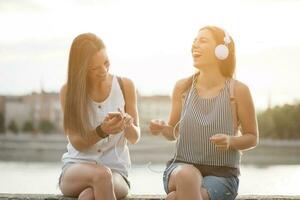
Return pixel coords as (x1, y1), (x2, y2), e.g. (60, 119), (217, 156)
(200, 25), (236, 78)
(64, 33), (105, 137)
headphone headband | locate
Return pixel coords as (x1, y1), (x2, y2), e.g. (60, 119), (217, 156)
(223, 30), (231, 45)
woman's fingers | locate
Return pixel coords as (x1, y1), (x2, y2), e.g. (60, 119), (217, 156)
(210, 134), (227, 143)
(101, 117), (124, 134)
(110, 119), (125, 132)
(150, 120), (164, 128)
(102, 112), (135, 134)
(123, 113), (134, 127)
(107, 116), (121, 124)
(149, 119), (165, 135)
(215, 144), (228, 151)
(210, 134), (230, 150)
(212, 140), (228, 145)
(149, 124), (163, 132)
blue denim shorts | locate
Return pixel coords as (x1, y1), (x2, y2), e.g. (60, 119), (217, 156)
(163, 162), (239, 200)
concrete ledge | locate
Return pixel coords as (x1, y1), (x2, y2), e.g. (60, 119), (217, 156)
(1, 194), (300, 200)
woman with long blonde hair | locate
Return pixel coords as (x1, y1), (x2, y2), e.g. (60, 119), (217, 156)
(149, 26), (259, 200)
(58, 33), (140, 200)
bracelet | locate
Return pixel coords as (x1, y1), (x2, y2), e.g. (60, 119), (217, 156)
(95, 124), (109, 139)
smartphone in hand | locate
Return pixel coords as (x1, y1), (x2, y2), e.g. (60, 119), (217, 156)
(107, 112), (123, 120)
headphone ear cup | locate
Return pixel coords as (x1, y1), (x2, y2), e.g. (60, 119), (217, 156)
(215, 44), (229, 60)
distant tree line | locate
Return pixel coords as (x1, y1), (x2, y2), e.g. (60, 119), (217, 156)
(257, 103), (300, 139)
(0, 112), (4, 133)
(1, 102), (300, 139)
(0, 112), (56, 134)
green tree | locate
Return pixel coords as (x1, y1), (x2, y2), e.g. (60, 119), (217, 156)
(22, 120), (34, 133)
(38, 120), (56, 134)
(8, 120), (19, 134)
(257, 103), (300, 139)
(257, 110), (275, 138)
(0, 112), (5, 133)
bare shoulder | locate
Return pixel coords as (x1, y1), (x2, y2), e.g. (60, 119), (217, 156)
(118, 76), (137, 104)
(119, 77), (136, 94)
(233, 80), (254, 109)
(120, 77), (135, 89)
(170, 76), (193, 102)
(174, 76), (192, 94)
(233, 80), (251, 97)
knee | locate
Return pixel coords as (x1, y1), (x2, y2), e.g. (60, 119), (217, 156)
(201, 188), (211, 200)
(175, 165), (201, 184)
(166, 191), (176, 200)
(115, 189), (128, 200)
(78, 187), (94, 200)
(92, 166), (113, 184)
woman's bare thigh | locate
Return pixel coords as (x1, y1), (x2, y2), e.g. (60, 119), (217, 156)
(59, 162), (110, 197)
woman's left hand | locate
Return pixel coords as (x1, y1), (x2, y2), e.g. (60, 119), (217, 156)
(210, 134), (231, 151)
(123, 113), (134, 128)
(118, 108), (134, 128)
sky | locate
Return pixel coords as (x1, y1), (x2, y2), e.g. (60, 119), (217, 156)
(0, 0), (299, 110)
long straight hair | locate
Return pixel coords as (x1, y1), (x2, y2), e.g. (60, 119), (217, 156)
(200, 25), (236, 78)
(64, 33), (105, 137)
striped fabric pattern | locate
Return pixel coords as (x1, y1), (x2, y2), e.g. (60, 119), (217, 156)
(176, 79), (241, 168)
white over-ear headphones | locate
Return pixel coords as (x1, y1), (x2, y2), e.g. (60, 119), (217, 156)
(215, 30), (231, 60)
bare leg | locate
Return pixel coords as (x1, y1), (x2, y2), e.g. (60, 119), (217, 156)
(112, 172), (129, 200)
(71, 171), (129, 200)
(165, 191), (177, 200)
(60, 163), (116, 200)
(167, 164), (210, 200)
(78, 187), (94, 200)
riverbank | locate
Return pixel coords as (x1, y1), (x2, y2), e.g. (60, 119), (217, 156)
(0, 133), (300, 164)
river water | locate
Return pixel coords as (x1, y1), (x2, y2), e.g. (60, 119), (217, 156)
(0, 161), (299, 195)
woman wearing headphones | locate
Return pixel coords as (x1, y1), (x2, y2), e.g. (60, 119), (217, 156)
(58, 33), (140, 200)
(149, 26), (259, 200)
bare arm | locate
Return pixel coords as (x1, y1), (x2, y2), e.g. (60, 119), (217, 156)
(211, 81), (259, 151)
(229, 81), (259, 150)
(149, 78), (190, 141)
(122, 78), (141, 144)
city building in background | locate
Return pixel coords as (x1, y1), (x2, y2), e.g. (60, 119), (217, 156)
(2, 91), (62, 134)
(0, 91), (171, 135)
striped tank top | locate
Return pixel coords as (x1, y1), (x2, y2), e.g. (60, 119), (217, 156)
(174, 78), (241, 176)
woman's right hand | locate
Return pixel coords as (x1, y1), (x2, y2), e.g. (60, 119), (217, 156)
(149, 119), (166, 136)
(100, 115), (125, 135)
